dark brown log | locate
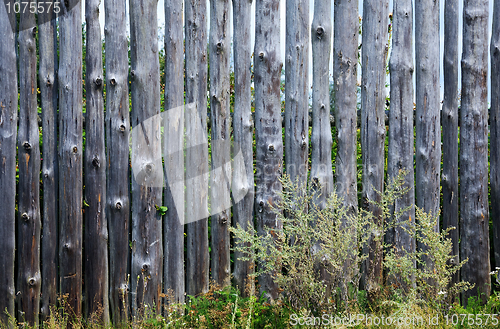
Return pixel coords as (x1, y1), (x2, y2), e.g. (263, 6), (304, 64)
(58, 0), (83, 317)
(84, 0), (109, 321)
(105, 0), (131, 322)
(0, 4), (17, 325)
(129, 0), (163, 314)
(17, 10), (41, 326)
(492, 0), (500, 271)
(39, 0), (59, 322)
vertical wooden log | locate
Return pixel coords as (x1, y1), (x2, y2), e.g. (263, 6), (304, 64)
(442, 0), (460, 287)
(210, 0), (231, 288)
(59, 0), (83, 317)
(84, 0), (108, 321)
(164, 0), (185, 307)
(333, 0), (359, 216)
(311, 0), (333, 293)
(285, 0), (309, 186)
(460, 0), (490, 305)
(386, 0), (416, 288)
(39, 0), (59, 321)
(360, 0), (389, 295)
(332, 0), (359, 296)
(105, 0), (130, 322)
(17, 10), (41, 326)
(254, 0), (283, 301)
(185, 0), (209, 296)
(0, 5), (17, 326)
(310, 0), (333, 207)
(415, 0), (440, 268)
(492, 0), (500, 269)
(129, 0), (163, 314)
(232, 0), (255, 297)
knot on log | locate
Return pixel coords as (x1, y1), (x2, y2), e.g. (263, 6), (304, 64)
(258, 52), (265, 60)
(95, 76), (103, 87)
(216, 41), (223, 53)
(120, 124), (126, 132)
(73, 146), (78, 154)
(268, 144), (275, 152)
(316, 26), (324, 39)
(23, 142), (31, 150)
(92, 156), (100, 168)
(22, 213), (29, 222)
(32, 26), (37, 37)
(130, 70), (135, 77)
(115, 201), (122, 210)
(28, 277), (37, 286)
(110, 78), (117, 86)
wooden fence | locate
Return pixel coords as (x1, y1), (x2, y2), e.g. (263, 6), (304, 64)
(0, 0), (499, 326)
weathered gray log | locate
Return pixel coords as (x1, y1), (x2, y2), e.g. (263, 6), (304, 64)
(105, 0), (131, 322)
(129, 0), (163, 314)
(39, 0), (59, 321)
(310, 0), (332, 208)
(58, 0), (83, 317)
(332, 0), (359, 297)
(415, 0), (440, 271)
(386, 0), (416, 290)
(210, 0), (231, 288)
(492, 0), (500, 270)
(164, 0), (185, 308)
(333, 0), (358, 215)
(232, 0), (255, 297)
(0, 5), (17, 326)
(84, 0), (109, 322)
(360, 0), (389, 295)
(17, 10), (41, 326)
(185, 0), (209, 296)
(442, 0), (460, 288)
(460, 0), (491, 305)
(285, 0), (309, 186)
(254, 0), (283, 301)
